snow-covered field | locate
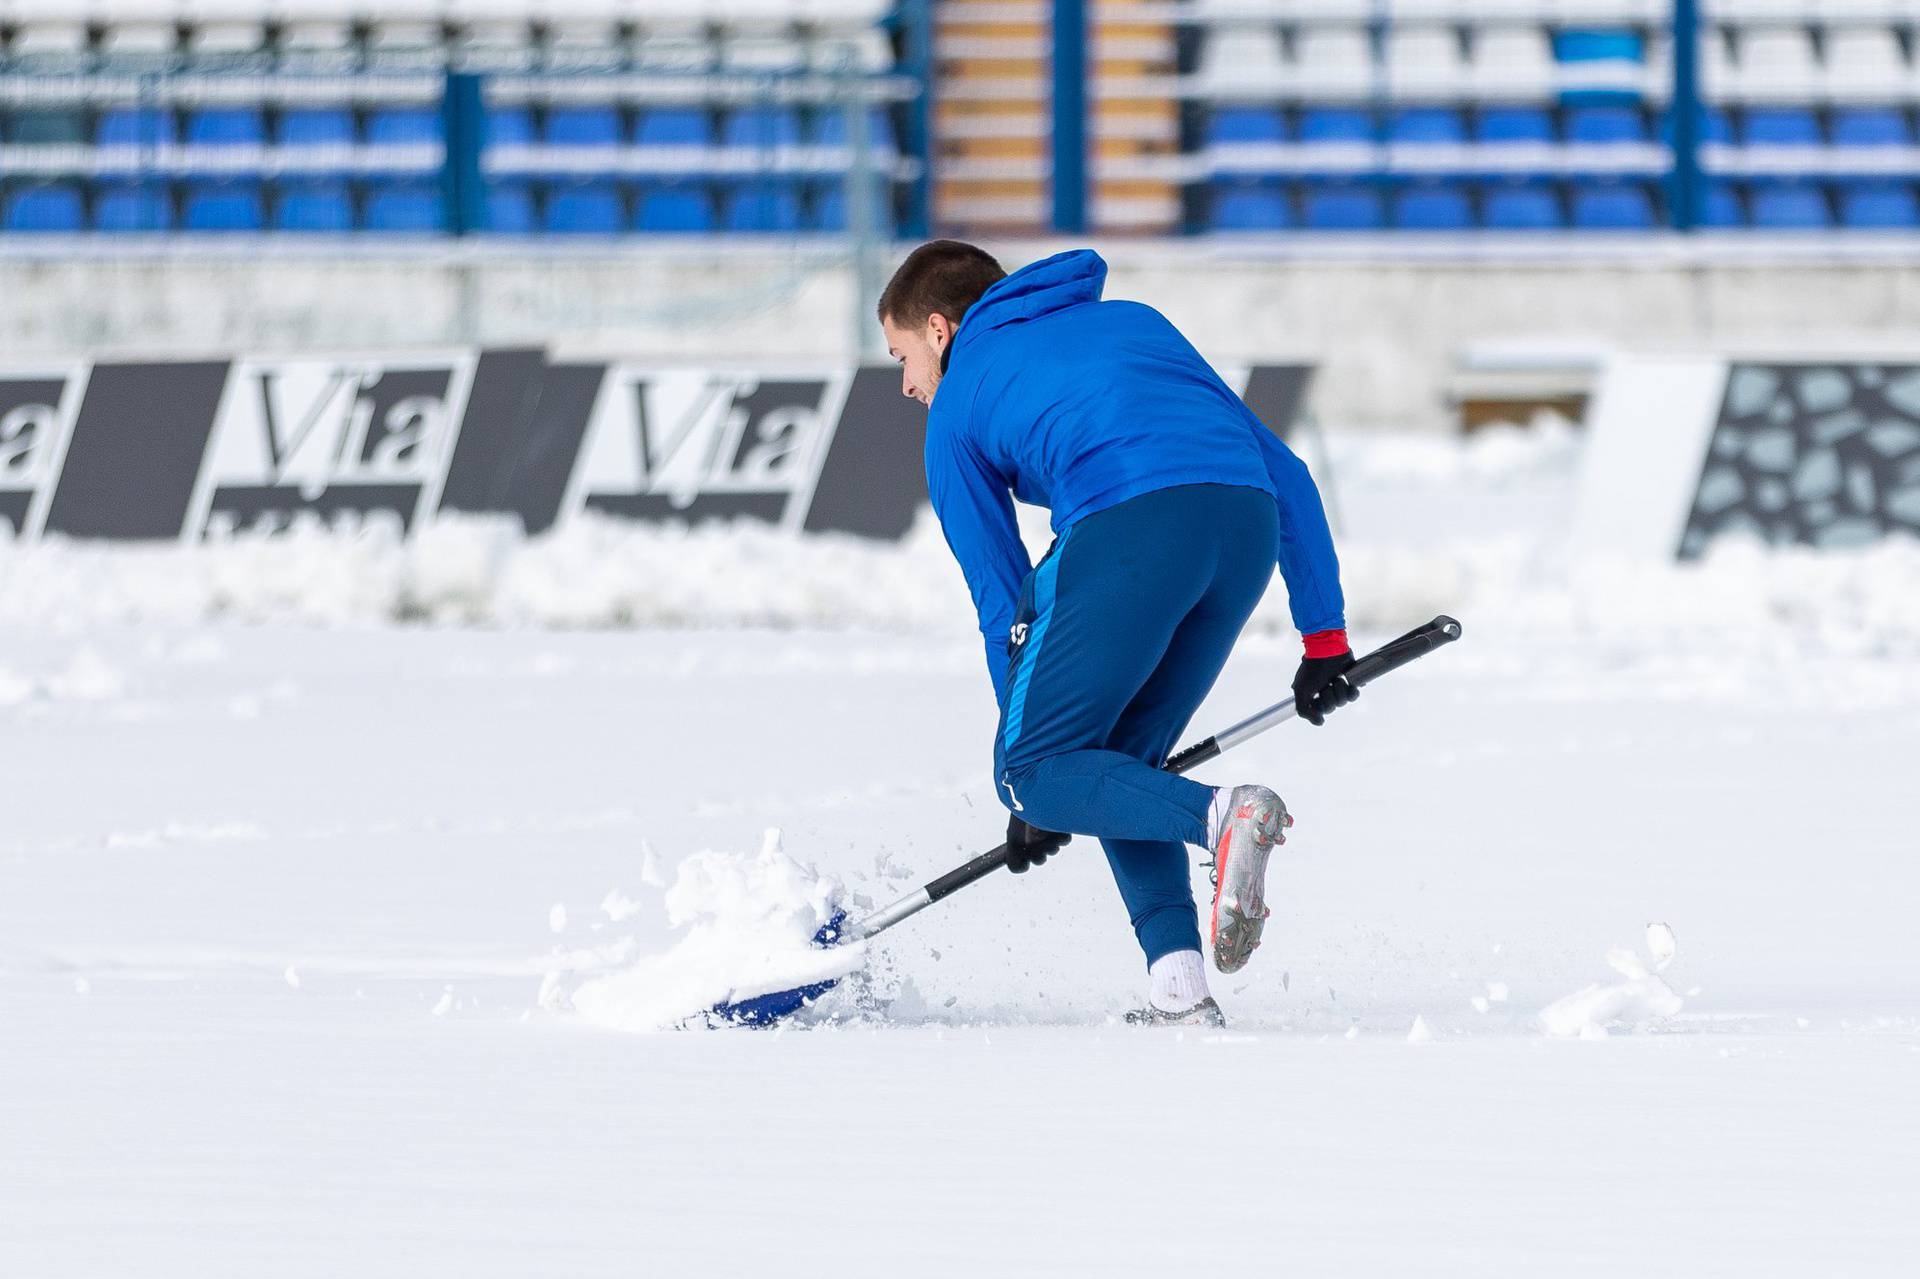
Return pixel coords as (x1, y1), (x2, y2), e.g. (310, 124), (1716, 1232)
(3, 426), (1917, 1276)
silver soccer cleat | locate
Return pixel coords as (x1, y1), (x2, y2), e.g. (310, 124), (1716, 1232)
(1205, 784), (1292, 974)
(1124, 997), (1228, 1028)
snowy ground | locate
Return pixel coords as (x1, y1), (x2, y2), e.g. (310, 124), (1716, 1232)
(3, 427), (1918, 1275)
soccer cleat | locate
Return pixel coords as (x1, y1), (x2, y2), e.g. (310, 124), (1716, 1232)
(1204, 784), (1292, 974)
(1124, 997), (1227, 1028)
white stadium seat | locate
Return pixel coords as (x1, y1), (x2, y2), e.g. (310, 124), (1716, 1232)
(721, 35), (810, 72)
(1821, 28), (1913, 103)
(1731, 26), (1822, 103)
(1292, 26), (1377, 101)
(1195, 25), (1289, 96)
(809, 28), (894, 74)
(1386, 25), (1470, 99)
(1471, 25), (1556, 99)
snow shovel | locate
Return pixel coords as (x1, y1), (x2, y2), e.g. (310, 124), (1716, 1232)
(712, 614), (1463, 1025)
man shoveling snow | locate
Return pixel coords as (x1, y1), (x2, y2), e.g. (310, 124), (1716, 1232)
(879, 242), (1354, 1027)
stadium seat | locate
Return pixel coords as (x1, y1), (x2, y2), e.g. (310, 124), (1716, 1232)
(1742, 108), (1821, 148)
(485, 107), (536, 147)
(1388, 107), (1467, 145)
(1701, 182), (1744, 229)
(1195, 24), (1289, 95)
(278, 108), (355, 147)
(1392, 183), (1473, 230)
(810, 182), (895, 234)
(1476, 107), (1554, 145)
(1838, 183), (1920, 229)
(4, 185), (85, 232)
(96, 107), (177, 147)
(1482, 184), (1562, 230)
(9, 109), (88, 145)
(808, 109), (899, 153)
(1386, 25), (1469, 98)
(94, 183), (174, 231)
(1209, 180), (1291, 230)
(1554, 29), (1646, 100)
(485, 182), (537, 233)
(1567, 106), (1647, 145)
(1206, 108), (1286, 146)
(1472, 26), (1556, 99)
(636, 186), (715, 232)
(723, 184), (804, 232)
(1293, 27), (1376, 101)
(1299, 109), (1375, 144)
(543, 106), (623, 146)
(1831, 109), (1911, 148)
(1732, 27), (1820, 104)
(1749, 182), (1831, 229)
(723, 107), (803, 150)
(1822, 30), (1911, 104)
(636, 108), (715, 148)
(363, 182), (443, 231)
(544, 181), (624, 233)
(273, 181), (355, 232)
(366, 107), (442, 145)
(186, 109), (267, 146)
(1301, 184), (1386, 230)
(183, 182), (266, 231)
(1570, 183), (1656, 229)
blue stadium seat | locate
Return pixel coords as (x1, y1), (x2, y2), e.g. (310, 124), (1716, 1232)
(3, 184), (85, 232)
(1831, 109), (1911, 148)
(485, 181), (536, 233)
(1476, 107), (1554, 145)
(363, 182), (443, 231)
(1570, 183), (1655, 229)
(1301, 184), (1385, 230)
(1742, 108), (1821, 147)
(1657, 107), (1734, 148)
(1749, 183), (1830, 229)
(543, 106), (623, 146)
(1566, 107), (1646, 144)
(96, 107), (176, 146)
(636, 108), (714, 147)
(10, 109), (87, 144)
(1482, 184), (1562, 230)
(4, 185), (85, 232)
(1207, 108), (1286, 146)
(808, 109), (899, 151)
(544, 181), (625, 233)
(273, 181), (354, 232)
(1299, 109), (1374, 144)
(636, 186), (714, 232)
(94, 183), (173, 231)
(1209, 180), (1291, 230)
(1389, 108), (1466, 146)
(1701, 182), (1744, 228)
(810, 182), (895, 233)
(366, 107), (442, 145)
(723, 183), (803, 231)
(278, 108), (355, 147)
(1554, 29), (1643, 63)
(1838, 183), (1919, 228)
(485, 107), (535, 147)
(723, 107), (803, 149)
(1392, 184), (1473, 229)
(183, 182), (265, 231)
(187, 108), (267, 146)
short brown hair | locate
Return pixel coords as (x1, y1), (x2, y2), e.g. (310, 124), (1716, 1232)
(876, 239), (1006, 330)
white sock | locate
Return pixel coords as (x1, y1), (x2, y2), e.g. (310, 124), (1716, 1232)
(1149, 949), (1211, 1013)
(1205, 786), (1231, 848)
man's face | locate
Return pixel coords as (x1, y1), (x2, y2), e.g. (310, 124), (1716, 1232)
(881, 313), (956, 407)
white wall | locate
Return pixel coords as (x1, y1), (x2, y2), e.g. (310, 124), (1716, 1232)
(5, 238), (1920, 429)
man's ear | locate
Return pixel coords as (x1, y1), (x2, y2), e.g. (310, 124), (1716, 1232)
(926, 312), (955, 351)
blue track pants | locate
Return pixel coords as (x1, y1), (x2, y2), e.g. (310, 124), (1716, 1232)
(993, 483), (1279, 965)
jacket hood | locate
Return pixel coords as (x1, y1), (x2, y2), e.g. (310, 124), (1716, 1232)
(952, 249), (1108, 358)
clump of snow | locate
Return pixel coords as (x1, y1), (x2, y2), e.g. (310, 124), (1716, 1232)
(1407, 1014), (1433, 1043)
(571, 829), (865, 1033)
(598, 888), (644, 923)
(1540, 927), (1685, 1039)
(548, 903), (567, 934)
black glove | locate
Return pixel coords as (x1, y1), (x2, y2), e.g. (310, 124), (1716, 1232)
(1005, 815), (1069, 874)
(1292, 648), (1359, 726)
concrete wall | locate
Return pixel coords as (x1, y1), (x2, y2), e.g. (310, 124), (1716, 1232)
(5, 238), (1920, 429)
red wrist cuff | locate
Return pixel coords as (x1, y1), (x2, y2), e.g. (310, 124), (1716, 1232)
(1303, 628), (1349, 660)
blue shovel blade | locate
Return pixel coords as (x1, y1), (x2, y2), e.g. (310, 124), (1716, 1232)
(707, 910), (849, 1027)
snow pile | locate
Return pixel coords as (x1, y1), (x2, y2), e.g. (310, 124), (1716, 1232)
(0, 648), (127, 705)
(570, 829), (865, 1033)
(1539, 923), (1685, 1039)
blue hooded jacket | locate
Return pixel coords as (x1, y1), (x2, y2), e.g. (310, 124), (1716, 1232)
(923, 248), (1346, 700)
